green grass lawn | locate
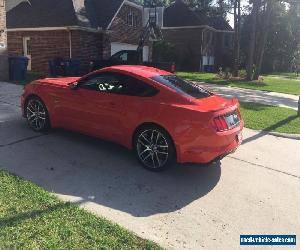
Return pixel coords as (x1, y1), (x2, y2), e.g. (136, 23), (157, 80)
(0, 170), (161, 250)
(240, 102), (300, 134)
(177, 72), (300, 95)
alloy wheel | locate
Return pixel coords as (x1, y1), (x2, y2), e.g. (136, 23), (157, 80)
(26, 99), (47, 131)
(136, 129), (169, 169)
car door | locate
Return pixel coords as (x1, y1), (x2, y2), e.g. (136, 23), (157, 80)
(57, 72), (127, 143)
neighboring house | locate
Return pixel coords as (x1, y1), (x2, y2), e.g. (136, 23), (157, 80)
(6, 0), (148, 73)
(5, 0), (27, 11)
(0, 0), (8, 80)
(160, 0), (234, 71)
(0, 0), (6, 47)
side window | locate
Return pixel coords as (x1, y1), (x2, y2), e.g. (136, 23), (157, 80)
(79, 73), (158, 97)
(120, 75), (158, 97)
(79, 73), (125, 94)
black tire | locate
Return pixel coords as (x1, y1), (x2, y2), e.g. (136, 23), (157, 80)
(25, 96), (50, 132)
(134, 125), (176, 171)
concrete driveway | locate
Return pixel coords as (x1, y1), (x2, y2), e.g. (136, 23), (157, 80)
(0, 82), (299, 250)
(199, 83), (299, 110)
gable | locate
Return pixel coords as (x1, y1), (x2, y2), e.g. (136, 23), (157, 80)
(6, 0), (28, 11)
(92, 0), (124, 29)
(7, 0), (78, 29)
(163, 0), (232, 31)
(163, 0), (202, 27)
(7, 0), (126, 30)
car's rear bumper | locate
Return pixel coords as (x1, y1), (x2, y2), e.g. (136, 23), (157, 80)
(177, 128), (243, 164)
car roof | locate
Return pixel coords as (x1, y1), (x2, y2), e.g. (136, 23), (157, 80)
(102, 65), (172, 78)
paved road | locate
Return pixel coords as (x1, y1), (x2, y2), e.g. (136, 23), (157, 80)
(199, 83), (299, 110)
(1, 82), (299, 250)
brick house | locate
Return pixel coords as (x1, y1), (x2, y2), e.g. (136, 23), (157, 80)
(160, 0), (234, 71)
(0, 0), (8, 80)
(0, 0), (5, 47)
(6, 0), (148, 74)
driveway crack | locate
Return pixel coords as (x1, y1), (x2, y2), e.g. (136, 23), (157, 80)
(228, 156), (300, 180)
(0, 134), (49, 148)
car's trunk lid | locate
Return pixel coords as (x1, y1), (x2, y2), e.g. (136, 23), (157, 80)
(193, 95), (238, 112)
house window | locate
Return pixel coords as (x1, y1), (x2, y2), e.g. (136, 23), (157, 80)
(127, 12), (133, 26)
(224, 34), (232, 48)
(133, 14), (138, 27)
(127, 11), (138, 27)
(0, 0), (4, 7)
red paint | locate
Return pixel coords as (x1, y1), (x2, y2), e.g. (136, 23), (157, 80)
(21, 66), (244, 164)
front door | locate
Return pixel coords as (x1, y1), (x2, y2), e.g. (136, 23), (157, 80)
(23, 37), (31, 70)
(56, 72), (127, 143)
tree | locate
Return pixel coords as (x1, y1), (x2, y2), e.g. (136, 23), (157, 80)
(246, 0), (260, 80)
(242, 0), (300, 77)
(292, 45), (300, 75)
(252, 0), (274, 80)
(233, 0), (241, 77)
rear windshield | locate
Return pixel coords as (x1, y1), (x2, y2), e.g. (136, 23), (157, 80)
(151, 75), (213, 99)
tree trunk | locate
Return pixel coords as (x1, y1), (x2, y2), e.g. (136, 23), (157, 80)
(246, 0), (260, 81)
(253, 1), (274, 80)
(233, 0), (241, 77)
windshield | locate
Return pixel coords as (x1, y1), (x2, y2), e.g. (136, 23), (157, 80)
(151, 75), (213, 99)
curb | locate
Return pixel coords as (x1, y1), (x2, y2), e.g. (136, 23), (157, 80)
(267, 131), (300, 140)
(248, 129), (300, 140)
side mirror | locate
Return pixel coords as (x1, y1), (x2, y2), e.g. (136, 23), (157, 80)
(70, 82), (79, 90)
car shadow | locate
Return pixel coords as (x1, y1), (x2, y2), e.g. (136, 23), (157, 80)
(243, 115), (299, 144)
(0, 122), (221, 217)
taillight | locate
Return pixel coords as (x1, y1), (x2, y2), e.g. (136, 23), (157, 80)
(171, 63), (176, 73)
(211, 110), (241, 132)
(212, 116), (229, 132)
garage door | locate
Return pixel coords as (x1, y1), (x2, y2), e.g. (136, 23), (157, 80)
(111, 42), (149, 62)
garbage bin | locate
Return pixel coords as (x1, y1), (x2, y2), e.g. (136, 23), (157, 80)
(203, 65), (209, 72)
(64, 58), (81, 76)
(8, 56), (29, 81)
(49, 57), (66, 77)
(208, 65), (214, 72)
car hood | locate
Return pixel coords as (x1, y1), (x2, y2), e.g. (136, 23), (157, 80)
(38, 77), (80, 87)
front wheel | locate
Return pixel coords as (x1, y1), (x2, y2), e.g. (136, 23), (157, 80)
(25, 97), (50, 132)
(134, 125), (176, 171)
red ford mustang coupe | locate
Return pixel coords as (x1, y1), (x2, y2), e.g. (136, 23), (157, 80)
(22, 65), (243, 171)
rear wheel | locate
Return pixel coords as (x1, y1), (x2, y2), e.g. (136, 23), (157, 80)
(134, 125), (175, 171)
(25, 97), (50, 132)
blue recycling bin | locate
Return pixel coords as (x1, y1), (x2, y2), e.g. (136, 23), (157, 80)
(203, 65), (214, 73)
(49, 57), (65, 77)
(65, 58), (81, 76)
(8, 56), (29, 81)
(49, 58), (81, 77)
(203, 65), (209, 72)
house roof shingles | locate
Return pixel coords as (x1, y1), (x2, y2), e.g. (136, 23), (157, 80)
(7, 0), (125, 30)
(163, 0), (232, 31)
